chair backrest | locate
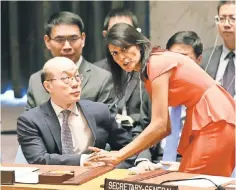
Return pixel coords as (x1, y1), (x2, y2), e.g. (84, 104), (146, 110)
(14, 146), (28, 164)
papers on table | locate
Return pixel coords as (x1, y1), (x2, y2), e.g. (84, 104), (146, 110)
(226, 184), (236, 189)
(0, 166), (39, 172)
(15, 171), (39, 184)
(0, 166), (39, 184)
(169, 174), (234, 188)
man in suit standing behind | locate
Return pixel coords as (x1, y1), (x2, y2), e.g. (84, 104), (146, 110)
(94, 9), (156, 171)
(201, 0), (235, 99)
(26, 11), (116, 113)
(17, 57), (134, 168)
(94, 8), (150, 138)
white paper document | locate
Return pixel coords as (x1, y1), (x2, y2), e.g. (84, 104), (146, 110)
(0, 166), (39, 184)
(169, 174), (234, 187)
(15, 171), (39, 184)
(226, 184), (236, 189)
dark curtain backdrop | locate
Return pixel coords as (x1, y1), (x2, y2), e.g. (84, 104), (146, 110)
(1, 1), (150, 98)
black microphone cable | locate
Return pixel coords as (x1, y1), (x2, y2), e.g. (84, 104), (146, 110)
(160, 177), (225, 190)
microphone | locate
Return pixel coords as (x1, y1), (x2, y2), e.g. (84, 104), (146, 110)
(160, 177), (225, 190)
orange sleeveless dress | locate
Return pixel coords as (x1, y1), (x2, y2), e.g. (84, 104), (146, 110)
(145, 51), (235, 177)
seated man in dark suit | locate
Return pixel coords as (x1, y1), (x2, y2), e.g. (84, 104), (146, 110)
(26, 11), (116, 115)
(17, 57), (135, 168)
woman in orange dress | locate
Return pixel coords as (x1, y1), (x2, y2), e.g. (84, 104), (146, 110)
(88, 23), (235, 177)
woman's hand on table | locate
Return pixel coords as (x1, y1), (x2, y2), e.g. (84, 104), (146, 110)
(87, 147), (123, 166)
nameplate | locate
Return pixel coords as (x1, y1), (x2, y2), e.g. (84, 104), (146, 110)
(104, 178), (178, 190)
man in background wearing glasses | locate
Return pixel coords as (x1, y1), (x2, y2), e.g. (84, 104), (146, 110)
(17, 57), (135, 168)
(201, 0), (235, 99)
(25, 11), (116, 116)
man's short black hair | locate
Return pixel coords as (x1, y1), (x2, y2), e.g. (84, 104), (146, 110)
(41, 70), (49, 93)
(45, 11), (84, 36)
(41, 71), (46, 86)
(166, 31), (203, 58)
(103, 8), (139, 30)
(217, 0), (235, 14)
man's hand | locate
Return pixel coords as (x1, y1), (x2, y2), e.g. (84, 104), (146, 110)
(116, 114), (134, 125)
(83, 161), (106, 167)
(160, 161), (180, 171)
(136, 160), (163, 171)
(87, 147), (122, 166)
(82, 148), (107, 167)
(128, 160), (162, 174)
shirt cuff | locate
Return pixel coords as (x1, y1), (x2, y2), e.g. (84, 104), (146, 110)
(80, 154), (90, 166)
(134, 158), (150, 166)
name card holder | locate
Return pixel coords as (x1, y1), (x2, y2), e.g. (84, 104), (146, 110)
(104, 178), (178, 190)
(1, 170), (15, 185)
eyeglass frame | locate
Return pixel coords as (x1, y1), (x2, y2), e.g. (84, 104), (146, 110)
(215, 15), (236, 25)
(46, 73), (83, 85)
(49, 35), (82, 44)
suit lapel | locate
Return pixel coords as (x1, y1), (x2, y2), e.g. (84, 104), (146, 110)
(125, 73), (139, 103)
(207, 45), (222, 79)
(117, 73), (139, 111)
(43, 100), (62, 153)
(77, 102), (96, 146)
(79, 58), (91, 90)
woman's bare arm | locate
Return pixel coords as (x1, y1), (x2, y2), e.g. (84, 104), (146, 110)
(88, 58), (173, 165)
(118, 69), (172, 162)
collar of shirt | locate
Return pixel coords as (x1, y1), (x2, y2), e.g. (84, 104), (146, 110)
(222, 45), (235, 60)
(50, 100), (79, 117)
(75, 56), (83, 69)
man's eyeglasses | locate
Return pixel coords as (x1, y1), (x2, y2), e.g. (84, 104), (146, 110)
(49, 35), (81, 44)
(215, 15), (236, 25)
(47, 74), (83, 85)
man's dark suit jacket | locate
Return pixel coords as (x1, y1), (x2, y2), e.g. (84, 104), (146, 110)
(201, 45), (223, 79)
(26, 58), (116, 114)
(17, 100), (135, 168)
(94, 58), (149, 125)
(94, 58), (153, 161)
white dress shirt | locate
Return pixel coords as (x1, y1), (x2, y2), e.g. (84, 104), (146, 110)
(215, 45), (236, 99)
(76, 56), (83, 69)
(51, 100), (93, 155)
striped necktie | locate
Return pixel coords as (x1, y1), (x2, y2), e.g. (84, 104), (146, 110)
(61, 110), (74, 154)
(223, 51), (235, 97)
